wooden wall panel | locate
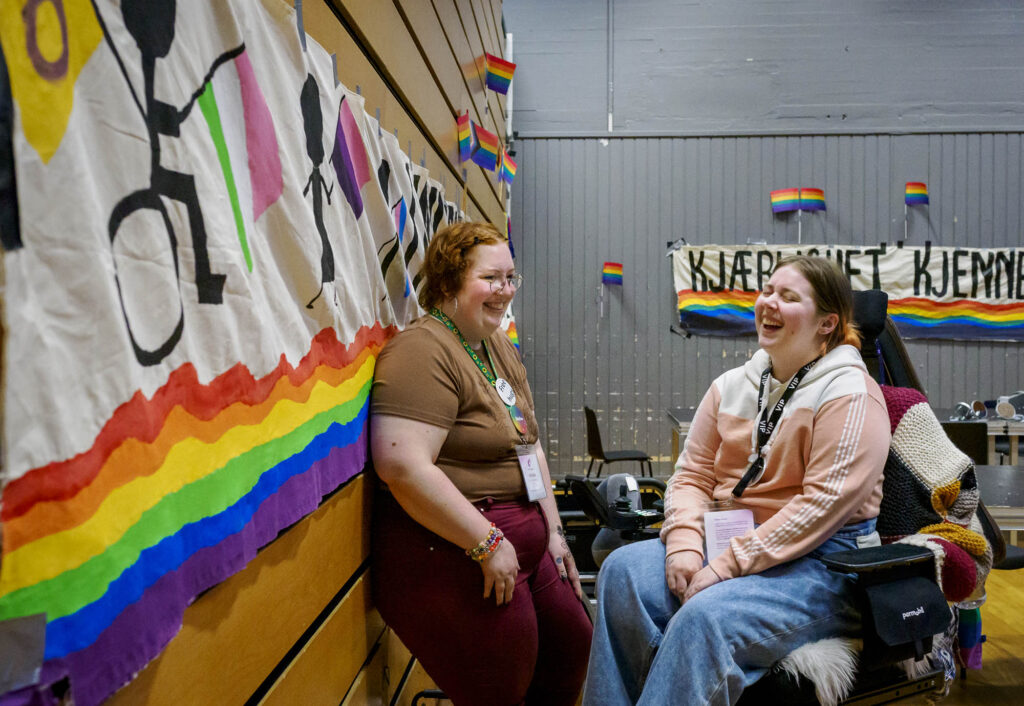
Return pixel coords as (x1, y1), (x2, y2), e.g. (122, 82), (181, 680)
(339, 640), (386, 706)
(318, 0), (505, 223)
(448, 0), (505, 131)
(108, 475), (373, 705)
(260, 573), (385, 706)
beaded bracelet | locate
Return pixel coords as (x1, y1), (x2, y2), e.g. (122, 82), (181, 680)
(467, 523), (504, 562)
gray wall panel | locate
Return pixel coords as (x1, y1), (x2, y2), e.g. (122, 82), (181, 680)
(505, 0), (1024, 136)
(512, 134), (1024, 477)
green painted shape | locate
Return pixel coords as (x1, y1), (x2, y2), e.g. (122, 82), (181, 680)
(198, 81), (253, 271)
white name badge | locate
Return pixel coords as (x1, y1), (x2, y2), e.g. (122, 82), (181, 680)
(515, 443), (548, 501)
(495, 378), (517, 406)
(703, 509), (755, 561)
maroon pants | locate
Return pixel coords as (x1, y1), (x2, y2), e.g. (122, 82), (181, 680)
(372, 491), (593, 706)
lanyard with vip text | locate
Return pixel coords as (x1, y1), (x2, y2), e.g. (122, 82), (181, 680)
(732, 356), (820, 498)
(430, 308), (528, 440)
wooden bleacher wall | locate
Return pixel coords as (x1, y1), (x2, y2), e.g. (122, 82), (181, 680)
(108, 1), (506, 702)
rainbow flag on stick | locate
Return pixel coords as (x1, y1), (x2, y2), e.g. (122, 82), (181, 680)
(471, 123), (499, 171)
(485, 53), (516, 95)
(499, 149), (517, 185)
(770, 188), (800, 213)
(799, 188), (826, 211)
(457, 111), (475, 163)
(906, 181), (929, 206)
(602, 261), (623, 285)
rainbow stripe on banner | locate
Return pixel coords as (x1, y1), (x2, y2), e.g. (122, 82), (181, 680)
(677, 289), (759, 334)
(602, 261), (623, 285)
(888, 297), (1024, 340)
(485, 53), (516, 94)
(906, 181), (929, 206)
(471, 123), (499, 171)
(672, 244), (1024, 341)
(499, 149), (517, 185)
(799, 188), (826, 211)
(0, 324), (390, 705)
(457, 111), (474, 163)
(770, 188), (800, 213)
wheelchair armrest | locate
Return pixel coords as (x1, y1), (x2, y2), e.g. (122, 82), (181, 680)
(821, 543), (934, 575)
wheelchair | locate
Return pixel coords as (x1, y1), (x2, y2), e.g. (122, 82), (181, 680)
(558, 290), (996, 704)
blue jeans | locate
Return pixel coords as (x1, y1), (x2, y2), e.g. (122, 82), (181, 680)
(582, 520), (877, 706)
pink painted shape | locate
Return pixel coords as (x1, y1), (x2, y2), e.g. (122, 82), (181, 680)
(236, 52), (283, 220)
(339, 98), (372, 188)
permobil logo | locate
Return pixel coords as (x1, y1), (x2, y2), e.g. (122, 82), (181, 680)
(902, 607), (925, 620)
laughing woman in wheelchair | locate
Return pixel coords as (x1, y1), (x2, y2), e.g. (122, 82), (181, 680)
(583, 256), (891, 705)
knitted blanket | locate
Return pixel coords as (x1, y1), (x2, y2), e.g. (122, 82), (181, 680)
(878, 386), (992, 602)
(776, 386), (993, 705)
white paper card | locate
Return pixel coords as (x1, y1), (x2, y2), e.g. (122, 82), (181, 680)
(703, 509), (755, 560)
(515, 444), (547, 501)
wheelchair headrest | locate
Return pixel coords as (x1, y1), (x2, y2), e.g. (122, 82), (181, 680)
(852, 289), (888, 343)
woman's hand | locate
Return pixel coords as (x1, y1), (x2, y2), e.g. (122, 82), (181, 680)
(549, 525), (583, 599)
(664, 550), (703, 601)
(682, 564), (722, 602)
(481, 538), (520, 606)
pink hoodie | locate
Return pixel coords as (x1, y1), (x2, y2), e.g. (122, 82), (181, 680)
(660, 344), (890, 580)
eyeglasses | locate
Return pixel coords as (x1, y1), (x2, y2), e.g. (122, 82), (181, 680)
(482, 273), (523, 293)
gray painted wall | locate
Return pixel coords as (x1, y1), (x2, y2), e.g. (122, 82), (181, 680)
(506, 0), (1024, 136)
(504, 0), (1024, 477)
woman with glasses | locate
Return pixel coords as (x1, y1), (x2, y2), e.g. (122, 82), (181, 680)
(370, 221), (592, 705)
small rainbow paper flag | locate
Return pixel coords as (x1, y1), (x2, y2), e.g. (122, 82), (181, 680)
(499, 149), (517, 185)
(457, 111), (475, 162)
(799, 188), (826, 211)
(485, 53), (516, 95)
(770, 188), (800, 213)
(471, 123), (499, 171)
(905, 181), (929, 206)
(602, 261), (623, 285)
(506, 320), (519, 349)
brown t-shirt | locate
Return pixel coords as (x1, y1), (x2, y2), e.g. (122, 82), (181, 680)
(371, 315), (540, 502)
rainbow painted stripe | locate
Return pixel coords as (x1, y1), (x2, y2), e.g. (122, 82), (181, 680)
(676, 289), (1024, 341)
(799, 188), (826, 211)
(770, 188), (800, 213)
(499, 149), (517, 185)
(485, 53), (516, 94)
(888, 297), (1024, 340)
(0, 324), (391, 700)
(471, 123), (499, 171)
(602, 261), (623, 285)
(457, 111), (474, 163)
(677, 289), (758, 333)
(905, 181), (929, 206)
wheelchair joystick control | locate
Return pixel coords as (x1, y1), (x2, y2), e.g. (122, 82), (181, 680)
(614, 486), (632, 513)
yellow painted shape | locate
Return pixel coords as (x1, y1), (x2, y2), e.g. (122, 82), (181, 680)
(0, 0), (102, 163)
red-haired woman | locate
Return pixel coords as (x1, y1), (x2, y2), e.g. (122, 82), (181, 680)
(371, 222), (592, 705)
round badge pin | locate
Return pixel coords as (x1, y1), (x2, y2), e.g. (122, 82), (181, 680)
(495, 378), (516, 406)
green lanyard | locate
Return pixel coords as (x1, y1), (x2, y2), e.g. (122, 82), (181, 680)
(430, 308), (529, 439)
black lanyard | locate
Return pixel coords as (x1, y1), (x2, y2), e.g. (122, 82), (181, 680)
(732, 356), (820, 498)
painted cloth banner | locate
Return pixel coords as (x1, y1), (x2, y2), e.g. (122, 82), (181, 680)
(0, 1), (467, 704)
(673, 244), (1024, 341)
